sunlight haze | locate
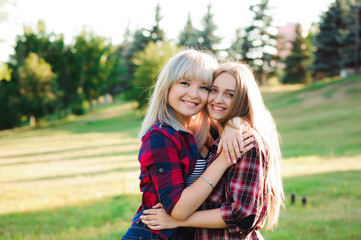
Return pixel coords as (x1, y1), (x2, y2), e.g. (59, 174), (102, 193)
(0, 0), (334, 61)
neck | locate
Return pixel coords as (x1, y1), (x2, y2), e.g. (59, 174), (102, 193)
(179, 117), (191, 130)
(217, 122), (223, 135)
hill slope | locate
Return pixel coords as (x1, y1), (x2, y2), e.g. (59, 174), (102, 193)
(262, 74), (361, 157)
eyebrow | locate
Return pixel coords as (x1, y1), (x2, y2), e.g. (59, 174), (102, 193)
(211, 85), (235, 92)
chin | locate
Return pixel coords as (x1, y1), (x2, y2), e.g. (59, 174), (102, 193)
(210, 115), (224, 121)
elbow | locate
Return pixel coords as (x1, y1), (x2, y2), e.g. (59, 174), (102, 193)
(238, 214), (256, 230)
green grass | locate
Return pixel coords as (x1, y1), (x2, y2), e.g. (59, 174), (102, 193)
(1, 75), (361, 239)
(262, 170), (361, 240)
(262, 75), (361, 157)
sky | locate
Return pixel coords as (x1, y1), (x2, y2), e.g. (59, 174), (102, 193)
(0, 0), (335, 61)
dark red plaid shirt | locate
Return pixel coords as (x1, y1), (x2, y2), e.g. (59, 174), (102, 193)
(132, 122), (198, 239)
(195, 138), (268, 240)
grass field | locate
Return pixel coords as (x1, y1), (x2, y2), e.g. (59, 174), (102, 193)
(0, 75), (361, 239)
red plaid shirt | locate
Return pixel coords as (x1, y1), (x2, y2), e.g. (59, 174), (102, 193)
(132, 122), (198, 239)
(195, 138), (268, 240)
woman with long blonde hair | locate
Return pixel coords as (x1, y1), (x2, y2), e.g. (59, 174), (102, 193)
(122, 52), (254, 240)
(141, 61), (284, 239)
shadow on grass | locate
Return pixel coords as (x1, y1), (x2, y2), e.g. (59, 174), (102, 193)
(0, 149), (139, 167)
(0, 194), (141, 240)
(2, 166), (139, 184)
(54, 112), (142, 135)
(0, 111), (142, 142)
(0, 141), (138, 160)
(1, 170), (361, 239)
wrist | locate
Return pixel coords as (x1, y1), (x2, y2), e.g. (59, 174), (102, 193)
(178, 219), (186, 227)
(226, 117), (244, 129)
(214, 155), (231, 170)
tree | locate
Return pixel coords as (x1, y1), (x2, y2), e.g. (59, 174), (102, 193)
(17, 53), (60, 126)
(311, 0), (348, 79)
(131, 41), (180, 108)
(0, 62), (11, 81)
(282, 23), (312, 84)
(240, 0), (279, 85)
(227, 28), (245, 61)
(105, 46), (127, 97)
(72, 30), (113, 111)
(0, 65), (21, 130)
(11, 21), (74, 108)
(340, 1), (361, 71)
(149, 3), (165, 43)
(121, 4), (166, 95)
(0, 0), (12, 80)
(198, 3), (222, 53)
(178, 12), (199, 48)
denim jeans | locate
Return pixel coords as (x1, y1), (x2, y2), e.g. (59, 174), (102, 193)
(121, 222), (162, 240)
(121, 222), (195, 240)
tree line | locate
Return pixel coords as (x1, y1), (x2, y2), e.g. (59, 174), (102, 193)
(0, 0), (359, 130)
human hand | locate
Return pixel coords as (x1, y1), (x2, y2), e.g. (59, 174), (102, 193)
(218, 121), (255, 164)
(140, 203), (180, 230)
(218, 134), (255, 167)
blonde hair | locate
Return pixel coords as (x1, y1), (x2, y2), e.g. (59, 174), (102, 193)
(214, 62), (284, 229)
(139, 49), (218, 150)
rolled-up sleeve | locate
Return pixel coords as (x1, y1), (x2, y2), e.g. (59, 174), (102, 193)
(140, 128), (185, 214)
(220, 147), (263, 233)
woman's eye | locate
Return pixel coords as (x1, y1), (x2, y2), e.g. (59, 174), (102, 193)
(180, 81), (189, 86)
(200, 86), (209, 91)
(210, 88), (217, 93)
(226, 93), (234, 98)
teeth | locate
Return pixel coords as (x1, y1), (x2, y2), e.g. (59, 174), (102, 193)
(183, 100), (197, 106)
(213, 105), (224, 111)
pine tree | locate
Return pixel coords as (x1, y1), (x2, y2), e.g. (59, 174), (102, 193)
(227, 28), (245, 61)
(178, 12), (199, 48)
(198, 3), (222, 52)
(311, 0), (348, 79)
(282, 23), (312, 84)
(121, 3), (166, 96)
(150, 3), (165, 43)
(240, 0), (278, 85)
(340, 1), (361, 71)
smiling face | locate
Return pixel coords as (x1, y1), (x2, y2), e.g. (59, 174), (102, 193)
(207, 72), (236, 121)
(168, 78), (209, 126)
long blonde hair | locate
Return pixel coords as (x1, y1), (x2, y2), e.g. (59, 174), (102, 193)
(139, 49), (218, 150)
(214, 62), (284, 229)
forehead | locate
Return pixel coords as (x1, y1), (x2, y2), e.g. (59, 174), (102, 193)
(213, 73), (236, 89)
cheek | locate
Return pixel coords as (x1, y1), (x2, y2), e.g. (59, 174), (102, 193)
(207, 93), (215, 103)
(199, 92), (209, 105)
(225, 98), (232, 108)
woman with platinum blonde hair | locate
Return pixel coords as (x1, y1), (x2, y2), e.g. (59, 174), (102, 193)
(122, 52), (254, 240)
(141, 61), (284, 240)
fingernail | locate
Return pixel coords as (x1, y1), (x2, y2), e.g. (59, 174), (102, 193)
(233, 159), (236, 164)
(227, 158), (230, 163)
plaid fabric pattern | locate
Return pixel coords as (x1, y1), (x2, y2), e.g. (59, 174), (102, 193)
(195, 138), (268, 240)
(132, 122), (198, 239)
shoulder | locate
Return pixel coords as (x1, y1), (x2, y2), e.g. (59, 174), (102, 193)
(240, 138), (264, 166)
(141, 123), (186, 149)
(142, 122), (181, 139)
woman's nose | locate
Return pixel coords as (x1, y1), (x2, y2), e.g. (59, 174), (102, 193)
(187, 85), (199, 98)
(214, 93), (223, 103)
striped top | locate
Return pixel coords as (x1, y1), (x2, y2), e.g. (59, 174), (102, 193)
(186, 155), (208, 187)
